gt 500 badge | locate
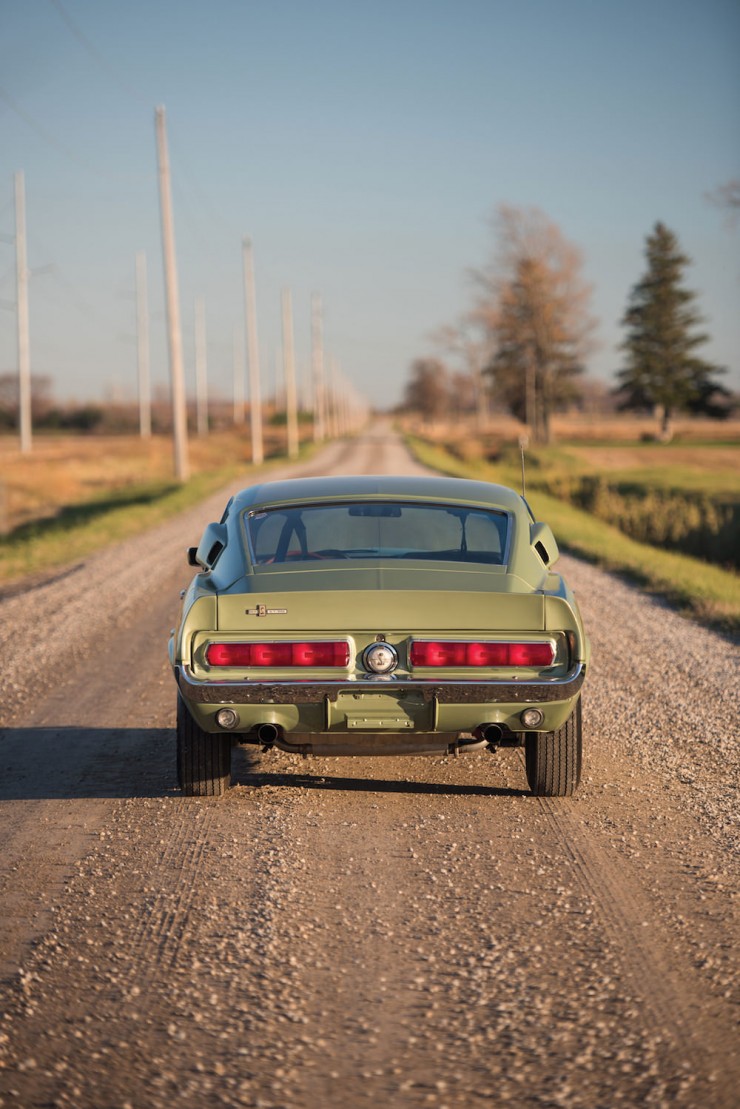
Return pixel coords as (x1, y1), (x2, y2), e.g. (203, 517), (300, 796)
(246, 604), (288, 617)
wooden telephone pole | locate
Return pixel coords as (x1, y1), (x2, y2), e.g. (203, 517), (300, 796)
(311, 292), (326, 441)
(194, 298), (208, 436)
(155, 106), (189, 481)
(242, 238), (264, 465)
(281, 288), (299, 460)
(232, 327), (245, 424)
(15, 172), (31, 454)
(135, 251), (151, 438)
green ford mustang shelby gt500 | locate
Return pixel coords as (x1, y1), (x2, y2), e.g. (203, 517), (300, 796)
(170, 474), (588, 797)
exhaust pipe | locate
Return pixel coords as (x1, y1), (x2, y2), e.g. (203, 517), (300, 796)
(475, 723), (504, 745)
(255, 722), (281, 746)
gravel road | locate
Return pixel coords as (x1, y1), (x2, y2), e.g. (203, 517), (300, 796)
(0, 425), (737, 1108)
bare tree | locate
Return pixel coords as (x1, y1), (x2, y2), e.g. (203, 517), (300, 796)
(431, 321), (490, 428)
(449, 371), (478, 418)
(403, 358), (451, 425)
(706, 179), (740, 213)
(472, 205), (597, 443)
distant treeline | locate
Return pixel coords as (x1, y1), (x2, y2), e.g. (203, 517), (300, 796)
(0, 400), (294, 436)
(0, 403), (106, 432)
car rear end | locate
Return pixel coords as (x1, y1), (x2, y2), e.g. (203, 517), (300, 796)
(174, 582), (585, 755)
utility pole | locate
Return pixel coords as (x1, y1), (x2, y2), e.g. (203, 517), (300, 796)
(281, 288), (299, 460)
(311, 292), (326, 441)
(194, 298), (208, 436)
(135, 251), (151, 438)
(329, 355), (343, 438)
(242, 238), (264, 465)
(155, 106), (189, 481)
(15, 171), (31, 454)
(325, 354), (334, 439)
(232, 326), (245, 424)
(299, 358), (312, 415)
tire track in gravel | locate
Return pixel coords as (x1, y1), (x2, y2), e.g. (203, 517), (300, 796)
(535, 795), (725, 1088)
(264, 784), (430, 1107)
(123, 801), (219, 976)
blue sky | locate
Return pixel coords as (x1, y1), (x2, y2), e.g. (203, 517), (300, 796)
(1, 0), (738, 410)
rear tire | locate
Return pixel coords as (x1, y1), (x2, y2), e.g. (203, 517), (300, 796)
(176, 695), (231, 796)
(525, 698), (582, 797)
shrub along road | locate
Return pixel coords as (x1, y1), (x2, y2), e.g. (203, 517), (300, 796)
(0, 425), (737, 1108)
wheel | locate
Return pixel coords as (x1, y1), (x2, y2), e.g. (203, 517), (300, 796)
(176, 695), (232, 796)
(525, 698), (582, 797)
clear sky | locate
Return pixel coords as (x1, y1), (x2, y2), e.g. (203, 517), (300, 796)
(1, 0), (739, 411)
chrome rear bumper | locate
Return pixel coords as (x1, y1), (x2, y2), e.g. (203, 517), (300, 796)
(176, 662), (585, 705)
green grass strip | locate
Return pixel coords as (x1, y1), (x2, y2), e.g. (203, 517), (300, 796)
(407, 436), (740, 635)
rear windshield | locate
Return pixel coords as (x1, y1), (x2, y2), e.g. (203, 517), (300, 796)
(245, 501), (509, 566)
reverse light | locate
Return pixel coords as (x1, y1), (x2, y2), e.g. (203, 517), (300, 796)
(410, 641), (555, 668)
(205, 641), (350, 668)
(216, 708), (239, 729)
(520, 708), (545, 728)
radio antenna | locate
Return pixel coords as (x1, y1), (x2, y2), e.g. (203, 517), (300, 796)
(519, 434), (528, 498)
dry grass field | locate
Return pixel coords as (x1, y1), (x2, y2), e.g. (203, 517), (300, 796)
(403, 415), (740, 491)
(564, 442), (740, 472)
(405, 412), (740, 446)
(1, 416), (737, 538)
(0, 428), (290, 535)
(549, 413), (740, 443)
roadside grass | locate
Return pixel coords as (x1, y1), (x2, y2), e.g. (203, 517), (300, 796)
(0, 430), (314, 587)
(407, 436), (740, 635)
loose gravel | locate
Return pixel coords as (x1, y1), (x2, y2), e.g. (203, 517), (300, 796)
(0, 427), (737, 1108)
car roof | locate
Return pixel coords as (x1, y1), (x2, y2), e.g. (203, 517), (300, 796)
(230, 474), (525, 513)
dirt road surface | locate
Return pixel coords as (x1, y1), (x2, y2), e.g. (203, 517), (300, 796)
(1, 426), (737, 1108)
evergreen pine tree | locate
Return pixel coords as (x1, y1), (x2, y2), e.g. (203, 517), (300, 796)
(615, 222), (726, 438)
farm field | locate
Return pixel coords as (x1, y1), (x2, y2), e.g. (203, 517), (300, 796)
(558, 442), (740, 492)
(4, 416), (737, 533)
(474, 436), (739, 572)
(405, 415), (740, 517)
(1, 417), (738, 629)
(0, 427), (305, 587)
(0, 428), (295, 533)
(404, 415), (740, 632)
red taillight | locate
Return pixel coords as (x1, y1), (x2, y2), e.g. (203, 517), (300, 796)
(205, 641), (349, 668)
(508, 642), (554, 666)
(410, 641), (554, 668)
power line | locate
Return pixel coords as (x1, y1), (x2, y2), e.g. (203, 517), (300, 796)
(0, 84), (98, 172)
(0, 83), (148, 189)
(49, 0), (150, 107)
